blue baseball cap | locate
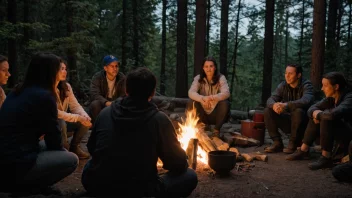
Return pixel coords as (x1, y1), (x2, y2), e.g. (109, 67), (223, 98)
(103, 55), (119, 66)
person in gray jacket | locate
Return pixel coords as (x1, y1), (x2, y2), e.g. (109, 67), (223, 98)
(89, 55), (125, 124)
(264, 64), (315, 154)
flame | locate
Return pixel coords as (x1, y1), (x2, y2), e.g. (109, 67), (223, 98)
(177, 105), (208, 164)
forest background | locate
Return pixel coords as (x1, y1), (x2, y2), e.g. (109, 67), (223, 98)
(1, 0), (351, 110)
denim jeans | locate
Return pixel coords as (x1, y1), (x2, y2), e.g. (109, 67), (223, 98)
(82, 160), (198, 197)
(58, 119), (89, 147)
(264, 107), (307, 145)
(187, 100), (230, 131)
(18, 141), (78, 188)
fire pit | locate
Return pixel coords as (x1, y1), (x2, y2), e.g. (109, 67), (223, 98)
(208, 150), (236, 175)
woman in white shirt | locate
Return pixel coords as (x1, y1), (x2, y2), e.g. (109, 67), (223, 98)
(188, 56), (230, 137)
(56, 61), (92, 159)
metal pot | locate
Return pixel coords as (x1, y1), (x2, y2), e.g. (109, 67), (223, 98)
(208, 151), (236, 176)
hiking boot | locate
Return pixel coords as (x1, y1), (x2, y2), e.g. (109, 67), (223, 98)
(70, 145), (90, 159)
(264, 140), (284, 153)
(283, 141), (297, 154)
(286, 148), (309, 160)
(308, 156), (333, 170)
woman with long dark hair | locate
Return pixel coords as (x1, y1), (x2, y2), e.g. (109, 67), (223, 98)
(56, 61), (91, 159)
(0, 55), (11, 109)
(286, 72), (352, 170)
(0, 52), (78, 192)
(188, 56), (230, 137)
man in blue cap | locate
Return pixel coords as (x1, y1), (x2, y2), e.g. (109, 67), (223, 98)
(89, 55), (125, 124)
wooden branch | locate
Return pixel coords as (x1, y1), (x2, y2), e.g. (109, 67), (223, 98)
(196, 130), (218, 152)
(186, 138), (198, 170)
(212, 137), (229, 151)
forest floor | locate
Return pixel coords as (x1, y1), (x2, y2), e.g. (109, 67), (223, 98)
(1, 122), (352, 198)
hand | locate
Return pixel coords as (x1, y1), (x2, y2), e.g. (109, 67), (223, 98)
(201, 96), (212, 109)
(313, 118), (320, 124)
(312, 110), (322, 120)
(273, 103), (282, 114)
(105, 101), (112, 107)
(78, 115), (92, 127)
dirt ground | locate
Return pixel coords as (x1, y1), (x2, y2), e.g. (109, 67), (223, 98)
(1, 125), (352, 198)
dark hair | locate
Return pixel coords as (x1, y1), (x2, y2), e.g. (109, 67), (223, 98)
(57, 60), (69, 102)
(198, 56), (221, 85)
(126, 67), (156, 100)
(0, 55), (8, 64)
(15, 52), (62, 97)
(323, 72), (350, 91)
(286, 64), (303, 75)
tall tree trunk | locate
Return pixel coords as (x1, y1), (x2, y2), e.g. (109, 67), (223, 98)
(206, 0), (211, 56)
(23, 0), (30, 70)
(230, 0), (241, 96)
(220, 0), (229, 78)
(325, 0), (338, 72)
(160, 0), (167, 95)
(121, 0), (127, 74)
(132, 0), (139, 69)
(311, 0), (326, 90)
(298, 0), (305, 67)
(349, 3), (351, 40)
(7, 0), (17, 88)
(66, 0), (80, 97)
(285, 1), (289, 66)
(193, 0), (207, 77)
(176, 0), (188, 98)
(261, 0), (275, 106)
(335, 0), (344, 48)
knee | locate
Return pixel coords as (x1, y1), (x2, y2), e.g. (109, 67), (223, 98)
(90, 100), (103, 113)
(65, 151), (79, 169)
(216, 100), (230, 112)
(185, 168), (198, 188)
(264, 107), (274, 117)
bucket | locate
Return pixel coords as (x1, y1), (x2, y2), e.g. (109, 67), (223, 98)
(241, 119), (265, 145)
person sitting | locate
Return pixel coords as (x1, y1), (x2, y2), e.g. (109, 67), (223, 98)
(286, 72), (352, 170)
(188, 56), (230, 137)
(88, 55), (125, 124)
(56, 61), (92, 159)
(0, 52), (78, 192)
(264, 64), (314, 154)
(332, 140), (352, 182)
(82, 67), (198, 197)
(0, 55), (11, 109)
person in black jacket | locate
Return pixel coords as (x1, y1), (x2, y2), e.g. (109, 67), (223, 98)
(89, 55), (125, 124)
(332, 140), (352, 182)
(286, 72), (352, 170)
(264, 64), (315, 154)
(0, 53), (78, 192)
(82, 67), (198, 197)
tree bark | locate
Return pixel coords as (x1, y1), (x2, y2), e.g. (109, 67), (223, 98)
(285, 1), (290, 66)
(7, 0), (17, 88)
(193, 0), (207, 77)
(160, 0), (167, 95)
(261, 0), (275, 106)
(299, 0), (305, 67)
(326, 0), (338, 72)
(230, 0), (241, 96)
(176, 0), (188, 98)
(311, 0), (326, 90)
(220, 0), (229, 78)
(132, 0), (139, 69)
(206, 0), (211, 56)
(121, 0), (127, 74)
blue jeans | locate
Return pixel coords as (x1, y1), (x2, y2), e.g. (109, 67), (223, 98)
(82, 160), (198, 197)
(18, 141), (78, 188)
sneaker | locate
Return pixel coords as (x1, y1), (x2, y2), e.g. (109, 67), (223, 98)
(308, 156), (333, 170)
(283, 141), (297, 154)
(264, 140), (284, 153)
(286, 148), (309, 160)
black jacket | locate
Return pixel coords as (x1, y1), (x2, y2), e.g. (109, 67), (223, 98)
(267, 78), (315, 111)
(0, 86), (62, 182)
(85, 96), (188, 195)
(308, 89), (352, 126)
(89, 70), (125, 106)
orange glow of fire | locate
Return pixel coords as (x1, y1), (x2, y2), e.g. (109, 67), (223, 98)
(177, 106), (208, 164)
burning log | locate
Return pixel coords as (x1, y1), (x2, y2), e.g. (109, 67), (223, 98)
(196, 130), (218, 152)
(186, 138), (198, 170)
(212, 137), (230, 151)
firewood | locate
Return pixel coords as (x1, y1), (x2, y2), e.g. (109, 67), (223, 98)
(241, 152), (268, 162)
(229, 147), (240, 156)
(222, 133), (234, 145)
(186, 138), (198, 170)
(241, 153), (253, 162)
(212, 137), (230, 151)
(196, 130), (218, 152)
(341, 155), (350, 163)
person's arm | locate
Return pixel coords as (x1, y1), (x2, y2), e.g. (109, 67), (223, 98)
(267, 82), (285, 108)
(307, 97), (332, 118)
(41, 93), (63, 150)
(157, 113), (188, 174)
(90, 73), (108, 106)
(212, 75), (230, 101)
(188, 75), (204, 102)
(287, 80), (315, 111)
(66, 83), (90, 119)
(317, 94), (352, 121)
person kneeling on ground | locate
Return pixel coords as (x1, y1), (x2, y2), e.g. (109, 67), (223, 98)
(188, 56), (230, 137)
(286, 72), (352, 170)
(0, 52), (78, 192)
(56, 60), (92, 159)
(82, 67), (198, 197)
(264, 64), (314, 154)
